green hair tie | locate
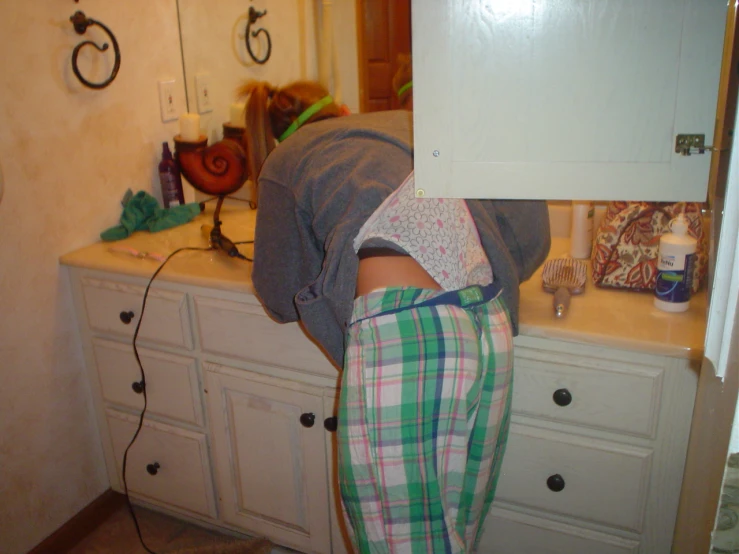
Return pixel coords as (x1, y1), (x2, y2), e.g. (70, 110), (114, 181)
(397, 81), (413, 98)
(278, 95), (334, 142)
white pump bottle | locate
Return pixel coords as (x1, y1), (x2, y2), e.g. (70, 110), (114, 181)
(653, 214), (697, 313)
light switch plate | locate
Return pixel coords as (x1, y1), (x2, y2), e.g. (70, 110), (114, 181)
(195, 73), (214, 114)
(158, 80), (178, 122)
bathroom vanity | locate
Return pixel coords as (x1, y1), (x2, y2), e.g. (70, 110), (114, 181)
(60, 205), (706, 554)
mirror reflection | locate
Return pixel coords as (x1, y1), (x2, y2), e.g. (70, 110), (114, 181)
(176, 0), (411, 196)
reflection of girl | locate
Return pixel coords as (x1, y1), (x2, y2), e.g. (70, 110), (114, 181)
(241, 79), (550, 553)
(392, 53), (413, 110)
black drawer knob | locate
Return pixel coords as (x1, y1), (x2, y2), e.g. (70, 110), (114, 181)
(131, 381), (144, 394)
(324, 416), (338, 432)
(300, 412), (316, 428)
(553, 388), (572, 407)
(119, 311), (135, 324)
(146, 462), (160, 476)
(546, 474), (565, 492)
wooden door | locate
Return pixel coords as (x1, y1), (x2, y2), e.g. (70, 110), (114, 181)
(411, 0), (727, 201)
(357, 0), (412, 112)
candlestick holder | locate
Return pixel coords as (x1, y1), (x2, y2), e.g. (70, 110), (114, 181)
(174, 134), (250, 259)
(222, 123), (246, 141)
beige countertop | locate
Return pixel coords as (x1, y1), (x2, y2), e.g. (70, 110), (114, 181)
(61, 204), (707, 361)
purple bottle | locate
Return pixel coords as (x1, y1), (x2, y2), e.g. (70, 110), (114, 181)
(158, 142), (185, 208)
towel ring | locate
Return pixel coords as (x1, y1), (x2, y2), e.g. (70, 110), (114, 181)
(245, 6), (271, 65)
(69, 11), (121, 90)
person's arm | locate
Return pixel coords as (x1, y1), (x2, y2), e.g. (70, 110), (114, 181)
(251, 180), (321, 323)
(485, 200), (552, 282)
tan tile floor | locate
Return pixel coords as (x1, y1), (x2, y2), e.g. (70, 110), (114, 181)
(67, 504), (279, 554)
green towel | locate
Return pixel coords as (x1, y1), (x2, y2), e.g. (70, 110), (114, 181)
(101, 189), (202, 241)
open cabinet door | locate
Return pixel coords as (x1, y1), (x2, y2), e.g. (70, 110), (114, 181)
(673, 3), (739, 548)
(411, 0), (727, 201)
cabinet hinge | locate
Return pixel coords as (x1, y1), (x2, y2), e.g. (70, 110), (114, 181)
(675, 134), (718, 156)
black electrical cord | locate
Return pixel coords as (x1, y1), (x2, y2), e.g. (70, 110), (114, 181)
(121, 239), (253, 553)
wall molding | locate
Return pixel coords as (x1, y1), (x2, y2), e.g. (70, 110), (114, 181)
(27, 489), (126, 554)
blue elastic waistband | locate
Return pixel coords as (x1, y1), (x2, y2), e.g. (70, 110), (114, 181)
(353, 281), (503, 324)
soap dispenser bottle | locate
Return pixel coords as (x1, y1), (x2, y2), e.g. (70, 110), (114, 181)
(654, 213), (697, 313)
(158, 142), (185, 208)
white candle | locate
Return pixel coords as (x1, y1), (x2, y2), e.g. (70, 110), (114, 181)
(229, 103), (246, 127)
(179, 113), (201, 142)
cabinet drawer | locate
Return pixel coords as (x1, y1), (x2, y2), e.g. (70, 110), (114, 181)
(479, 507), (639, 554)
(107, 410), (216, 518)
(495, 424), (651, 532)
(512, 350), (663, 438)
(194, 295), (336, 377)
(93, 339), (203, 426)
(81, 277), (192, 349)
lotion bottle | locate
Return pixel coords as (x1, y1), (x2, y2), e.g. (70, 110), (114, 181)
(654, 214), (696, 312)
(570, 200), (595, 258)
(158, 142), (185, 208)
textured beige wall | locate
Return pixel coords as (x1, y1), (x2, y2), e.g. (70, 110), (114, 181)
(0, 2), (186, 552)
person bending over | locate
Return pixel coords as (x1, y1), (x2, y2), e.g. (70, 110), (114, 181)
(241, 79), (551, 553)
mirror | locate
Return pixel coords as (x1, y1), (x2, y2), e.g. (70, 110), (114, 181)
(177, 0), (364, 201)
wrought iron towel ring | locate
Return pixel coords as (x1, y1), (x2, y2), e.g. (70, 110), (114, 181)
(69, 11), (121, 90)
(246, 6), (271, 65)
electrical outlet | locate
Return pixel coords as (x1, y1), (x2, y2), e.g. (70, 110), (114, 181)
(195, 73), (214, 114)
(158, 80), (178, 122)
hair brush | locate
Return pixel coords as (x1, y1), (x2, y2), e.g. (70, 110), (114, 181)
(541, 258), (587, 318)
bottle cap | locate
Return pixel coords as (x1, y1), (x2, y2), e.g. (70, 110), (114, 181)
(670, 213), (689, 236)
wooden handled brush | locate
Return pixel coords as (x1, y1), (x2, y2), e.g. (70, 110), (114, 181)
(541, 258), (587, 318)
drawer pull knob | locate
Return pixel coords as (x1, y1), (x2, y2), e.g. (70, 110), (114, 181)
(131, 381), (144, 394)
(119, 311), (135, 324)
(146, 462), (160, 476)
(300, 412), (316, 428)
(546, 474), (565, 492)
(553, 388), (572, 407)
(324, 416), (338, 432)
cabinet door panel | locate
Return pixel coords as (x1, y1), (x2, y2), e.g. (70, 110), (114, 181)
(93, 339), (203, 426)
(81, 277), (192, 348)
(195, 295), (336, 377)
(412, 0), (726, 200)
(107, 411), (216, 518)
(479, 507), (640, 554)
(495, 424), (652, 532)
(512, 350), (663, 438)
(206, 368), (331, 553)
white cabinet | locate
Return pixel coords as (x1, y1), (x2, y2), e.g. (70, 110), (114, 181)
(65, 266), (697, 554)
(480, 336), (698, 553)
(411, 0), (727, 201)
(68, 272), (217, 521)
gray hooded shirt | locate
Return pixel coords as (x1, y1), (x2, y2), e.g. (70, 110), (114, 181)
(252, 110), (551, 368)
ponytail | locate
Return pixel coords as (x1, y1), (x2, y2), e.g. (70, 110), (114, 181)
(239, 80), (342, 182)
(239, 81), (277, 191)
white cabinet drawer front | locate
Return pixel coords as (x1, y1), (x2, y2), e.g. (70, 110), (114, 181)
(194, 296), (336, 377)
(495, 424), (651, 532)
(479, 507), (639, 554)
(512, 351), (663, 438)
(93, 339), (203, 426)
(82, 277), (192, 349)
(107, 411), (216, 518)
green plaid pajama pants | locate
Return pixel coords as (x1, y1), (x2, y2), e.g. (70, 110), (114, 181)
(337, 283), (514, 554)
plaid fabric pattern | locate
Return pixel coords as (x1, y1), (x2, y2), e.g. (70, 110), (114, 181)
(338, 286), (514, 554)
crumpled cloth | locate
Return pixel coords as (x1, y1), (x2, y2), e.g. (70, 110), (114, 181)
(101, 189), (202, 242)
